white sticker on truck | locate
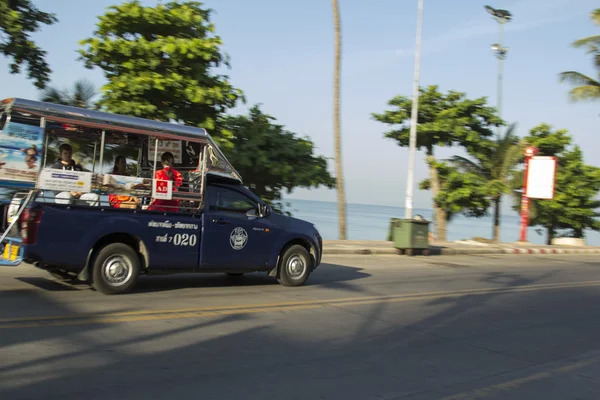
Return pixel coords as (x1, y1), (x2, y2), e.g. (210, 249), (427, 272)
(230, 227), (248, 250)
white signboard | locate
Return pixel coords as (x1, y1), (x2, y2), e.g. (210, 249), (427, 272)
(526, 156), (557, 200)
(152, 179), (173, 200)
(148, 140), (183, 164)
(37, 169), (93, 192)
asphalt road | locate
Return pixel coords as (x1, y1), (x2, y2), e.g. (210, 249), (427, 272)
(2, 253), (600, 399)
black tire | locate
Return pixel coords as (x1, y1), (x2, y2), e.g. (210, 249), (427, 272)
(277, 244), (312, 287)
(406, 249), (414, 256)
(91, 243), (140, 295)
(226, 273), (244, 277)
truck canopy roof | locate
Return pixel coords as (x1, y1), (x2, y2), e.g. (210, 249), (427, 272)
(1, 97), (242, 183)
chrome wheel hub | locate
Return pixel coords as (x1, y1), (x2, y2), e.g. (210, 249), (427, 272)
(286, 255), (306, 279)
(102, 255), (133, 286)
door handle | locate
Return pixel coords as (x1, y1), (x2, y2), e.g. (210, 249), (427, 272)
(212, 218), (229, 225)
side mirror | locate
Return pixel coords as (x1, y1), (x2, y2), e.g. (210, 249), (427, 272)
(258, 203), (270, 218)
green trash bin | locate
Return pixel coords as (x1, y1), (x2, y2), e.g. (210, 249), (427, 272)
(390, 218), (430, 256)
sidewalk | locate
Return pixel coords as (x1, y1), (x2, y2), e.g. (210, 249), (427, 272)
(322, 240), (600, 256)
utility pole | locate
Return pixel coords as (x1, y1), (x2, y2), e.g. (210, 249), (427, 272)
(484, 5), (512, 135)
(405, 0), (424, 220)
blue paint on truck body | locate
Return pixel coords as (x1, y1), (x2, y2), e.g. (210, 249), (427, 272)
(21, 178), (322, 277)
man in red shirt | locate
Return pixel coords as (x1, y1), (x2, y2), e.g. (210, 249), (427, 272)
(148, 152), (183, 212)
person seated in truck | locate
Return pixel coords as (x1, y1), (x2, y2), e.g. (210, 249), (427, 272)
(148, 151), (183, 212)
(50, 143), (99, 206)
(111, 155), (129, 176)
(108, 156), (140, 209)
(51, 143), (83, 171)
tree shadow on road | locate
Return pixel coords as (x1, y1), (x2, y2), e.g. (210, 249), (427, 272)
(3, 268), (600, 399)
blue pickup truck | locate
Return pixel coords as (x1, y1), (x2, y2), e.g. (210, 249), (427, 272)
(0, 98), (323, 294)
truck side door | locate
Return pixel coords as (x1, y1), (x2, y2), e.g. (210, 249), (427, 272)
(201, 185), (274, 269)
(142, 213), (202, 270)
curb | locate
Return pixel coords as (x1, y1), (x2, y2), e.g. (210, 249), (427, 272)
(322, 247), (600, 256)
(324, 248), (400, 256)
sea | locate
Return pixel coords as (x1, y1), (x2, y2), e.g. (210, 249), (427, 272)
(3, 187), (599, 246)
(280, 199), (600, 246)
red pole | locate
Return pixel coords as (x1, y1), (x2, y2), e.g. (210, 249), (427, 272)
(519, 165), (529, 242)
(519, 147), (537, 242)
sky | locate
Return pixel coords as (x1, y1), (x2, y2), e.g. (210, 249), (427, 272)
(0, 0), (598, 215)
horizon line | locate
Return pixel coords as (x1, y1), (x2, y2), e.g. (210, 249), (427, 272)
(283, 198), (521, 218)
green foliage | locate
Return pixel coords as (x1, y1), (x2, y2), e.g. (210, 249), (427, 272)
(373, 85), (502, 236)
(0, 0), (57, 89)
(510, 124), (600, 239)
(371, 85), (503, 156)
(78, 0), (244, 144)
(447, 124), (525, 239)
(558, 8), (600, 102)
(221, 105), (335, 205)
(450, 124), (524, 198)
(547, 147), (600, 237)
(523, 123), (572, 155)
(420, 158), (491, 221)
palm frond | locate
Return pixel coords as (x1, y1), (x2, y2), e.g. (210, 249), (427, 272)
(559, 71), (600, 102)
(39, 79), (98, 108)
(592, 8), (600, 25)
(559, 71), (600, 87)
(572, 35), (600, 50)
(447, 155), (487, 176)
(40, 87), (68, 105)
(568, 85), (600, 102)
(72, 79), (97, 108)
(500, 141), (524, 179)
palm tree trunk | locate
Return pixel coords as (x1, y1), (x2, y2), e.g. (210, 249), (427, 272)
(493, 196), (501, 242)
(546, 222), (554, 245)
(331, 0), (347, 240)
(426, 155), (447, 241)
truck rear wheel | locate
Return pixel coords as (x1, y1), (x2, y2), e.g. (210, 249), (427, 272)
(277, 244), (312, 287)
(91, 243), (140, 295)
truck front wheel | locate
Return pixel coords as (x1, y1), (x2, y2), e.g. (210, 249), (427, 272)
(91, 243), (140, 295)
(277, 244), (312, 287)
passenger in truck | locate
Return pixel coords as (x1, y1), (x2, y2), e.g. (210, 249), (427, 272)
(148, 151), (183, 212)
(50, 143), (99, 206)
(108, 156), (140, 209)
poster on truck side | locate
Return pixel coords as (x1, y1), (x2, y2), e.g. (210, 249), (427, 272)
(37, 168), (93, 193)
(0, 121), (44, 185)
(152, 179), (173, 200)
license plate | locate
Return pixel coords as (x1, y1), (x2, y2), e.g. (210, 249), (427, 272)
(10, 244), (19, 261)
(2, 243), (19, 261)
(3, 243), (10, 260)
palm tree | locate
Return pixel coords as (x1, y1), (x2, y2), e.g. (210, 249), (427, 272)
(448, 124), (524, 241)
(331, 0), (347, 240)
(559, 72), (600, 103)
(559, 9), (600, 103)
(40, 78), (97, 109)
(39, 79), (130, 170)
